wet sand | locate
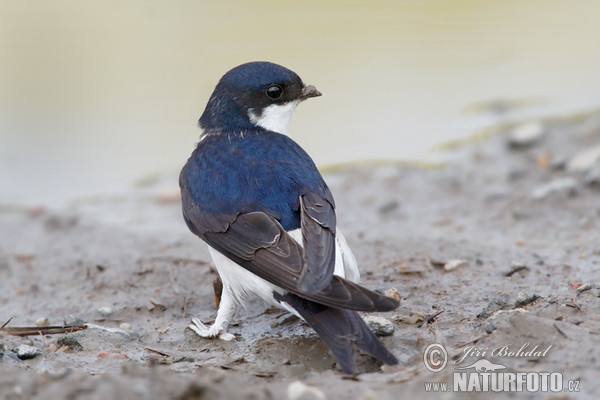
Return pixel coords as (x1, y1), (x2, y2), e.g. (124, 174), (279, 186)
(1, 110), (599, 399)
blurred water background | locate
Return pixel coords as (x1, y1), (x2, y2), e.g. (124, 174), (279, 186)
(1, 1), (599, 207)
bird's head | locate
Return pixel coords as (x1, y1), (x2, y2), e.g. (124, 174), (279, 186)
(199, 61), (321, 135)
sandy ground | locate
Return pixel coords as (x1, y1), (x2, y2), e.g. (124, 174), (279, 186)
(1, 110), (600, 399)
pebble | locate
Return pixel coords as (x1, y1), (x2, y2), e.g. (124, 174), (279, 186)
(86, 323), (136, 337)
(549, 154), (568, 170)
(384, 287), (401, 303)
(583, 166), (600, 188)
(287, 381), (326, 400)
(119, 322), (132, 331)
(515, 291), (540, 307)
(36, 317), (49, 327)
(12, 344), (42, 360)
(507, 122), (545, 149)
(64, 314), (86, 326)
(505, 262), (530, 277)
(43, 213), (78, 230)
(477, 293), (512, 319)
(576, 282), (592, 294)
(484, 322), (497, 334)
(566, 144), (600, 172)
(530, 177), (578, 200)
(378, 200), (400, 215)
(97, 306), (113, 317)
(0, 253), (9, 273)
(363, 315), (395, 337)
(97, 351), (128, 359)
(56, 336), (83, 351)
(443, 259), (468, 272)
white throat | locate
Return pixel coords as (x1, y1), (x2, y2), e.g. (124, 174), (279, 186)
(248, 100), (301, 135)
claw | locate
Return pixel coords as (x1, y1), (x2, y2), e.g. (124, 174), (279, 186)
(218, 331), (235, 341)
(188, 318), (235, 341)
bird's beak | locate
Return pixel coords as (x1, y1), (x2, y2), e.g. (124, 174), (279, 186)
(300, 85), (322, 100)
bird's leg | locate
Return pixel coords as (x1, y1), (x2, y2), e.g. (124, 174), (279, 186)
(188, 285), (236, 341)
(213, 276), (223, 308)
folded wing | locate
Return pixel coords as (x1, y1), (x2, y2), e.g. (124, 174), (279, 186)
(201, 210), (398, 312)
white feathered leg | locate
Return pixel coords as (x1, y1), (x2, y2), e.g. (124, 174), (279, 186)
(188, 284), (236, 341)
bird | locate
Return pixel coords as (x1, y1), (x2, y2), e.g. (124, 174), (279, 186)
(179, 61), (399, 374)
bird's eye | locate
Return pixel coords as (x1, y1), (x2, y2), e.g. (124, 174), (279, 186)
(265, 84), (284, 99)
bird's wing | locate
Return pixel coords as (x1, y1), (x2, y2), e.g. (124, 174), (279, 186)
(202, 211), (398, 312)
(297, 192), (336, 294)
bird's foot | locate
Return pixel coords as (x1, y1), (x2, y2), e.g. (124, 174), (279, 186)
(188, 318), (235, 341)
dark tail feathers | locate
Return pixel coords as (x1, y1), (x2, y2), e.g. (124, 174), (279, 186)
(276, 292), (398, 374)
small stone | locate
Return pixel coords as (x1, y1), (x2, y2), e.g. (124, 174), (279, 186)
(12, 344), (42, 360)
(576, 282), (592, 293)
(443, 259), (468, 272)
(566, 144), (600, 172)
(43, 213), (78, 230)
(505, 262), (530, 277)
(384, 287), (401, 303)
(363, 315), (395, 337)
(97, 351), (128, 359)
(507, 122), (545, 149)
(477, 293), (512, 319)
(56, 336), (83, 352)
(0, 253), (9, 273)
(148, 299), (167, 312)
(484, 322), (497, 334)
(119, 322), (132, 331)
(515, 291), (540, 307)
(507, 169), (528, 181)
(531, 178), (578, 200)
(14, 253), (35, 262)
(97, 306), (113, 317)
(583, 166), (600, 188)
(64, 314), (86, 326)
(36, 317), (49, 327)
(549, 155), (568, 170)
(536, 153), (551, 168)
(287, 380), (326, 400)
(378, 200), (400, 215)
